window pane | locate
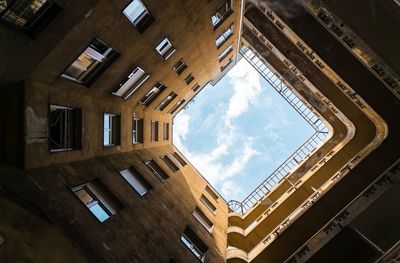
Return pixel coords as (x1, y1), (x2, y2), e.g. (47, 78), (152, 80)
(123, 0), (147, 25)
(120, 168), (149, 196)
(89, 203), (110, 222)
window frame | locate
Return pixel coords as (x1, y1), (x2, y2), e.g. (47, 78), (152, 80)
(168, 98), (186, 115)
(211, 0), (233, 30)
(172, 152), (187, 167)
(184, 73), (195, 85)
(61, 39), (119, 87)
(181, 227), (208, 262)
(144, 160), (169, 182)
(200, 194), (217, 214)
(139, 82), (167, 106)
(161, 155), (179, 172)
(49, 104), (82, 153)
(218, 43), (233, 62)
(155, 37), (176, 60)
(172, 59), (187, 75)
(156, 92), (177, 111)
(112, 66), (150, 100)
(216, 24), (233, 49)
(103, 113), (120, 146)
(119, 167), (152, 196)
(220, 56), (233, 72)
(122, 0), (154, 33)
(132, 117), (144, 144)
(193, 208), (214, 233)
(163, 122), (170, 141)
(150, 120), (159, 142)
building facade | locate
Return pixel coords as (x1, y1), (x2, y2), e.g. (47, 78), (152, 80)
(0, 0), (400, 262)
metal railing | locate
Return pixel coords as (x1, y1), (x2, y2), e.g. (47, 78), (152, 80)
(227, 47), (328, 215)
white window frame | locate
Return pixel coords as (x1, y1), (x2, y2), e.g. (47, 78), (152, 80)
(112, 66), (150, 100)
(200, 195), (217, 214)
(181, 231), (207, 262)
(155, 37), (176, 60)
(123, 0), (150, 26)
(193, 208), (214, 233)
(133, 117), (143, 144)
(119, 167), (151, 196)
(140, 82), (166, 106)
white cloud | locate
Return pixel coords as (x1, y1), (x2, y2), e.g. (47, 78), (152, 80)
(172, 112), (190, 150)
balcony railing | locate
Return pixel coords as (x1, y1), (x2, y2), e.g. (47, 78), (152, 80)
(227, 47), (328, 215)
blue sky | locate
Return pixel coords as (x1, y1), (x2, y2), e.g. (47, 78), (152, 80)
(173, 59), (314, 201)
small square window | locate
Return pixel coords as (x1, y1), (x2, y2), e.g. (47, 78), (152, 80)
(168, 98), (186, 115)
(72, 179), (122, 222)
(163, 122), (170, 141)
(211, 0), (233, 30)
(220, 56), (233, 72)
(181, 227), (208, 262)
(123, 0), (154, 33)
(133, 117), (143, 144)
(216, 24), (233, 48)
(49, 105), (82, 152)
(62, 39), (119, 86)
(200, 194), (217, 214)
(184, 74), (195, 85)
(218, 43), (233, 62)
(151, 120), (159, 142)
(161, 155), (179, 172)
(140, 82), (167, 106)
(156, 92), (177, 111)
(112, 66), (150, 100)
(119, 167), (152, 196)
(193, 208), (213, 233)
(155, 37), (176, 60)
(103, 113), (120, 146)
(145, 160), (169, 182)
(173, 59), (187, 75)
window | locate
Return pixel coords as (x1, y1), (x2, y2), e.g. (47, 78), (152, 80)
(103, 113), (120, 146)
(181, 227), (208, 262)
(49, 105), (81, 152)
(163, 122), (169, 141)
(119, 167), (151, 196)
(161, 155), (179, 172)
(172, 152), (187, 167)
(62, 39), (119, 86)
(151, 120), (158, 142)
(193, 208), (213, 233)
(145, 160), (169, 182)
(192, 83), (200, 92)
(155, 37), (176, 60)
(211, 0), (233, 30)
(123, 0), (154, 33)
(0, 0), (61, 34)
(140, 82), (166, 106)
(218, 43), (233, 61)
(205, 186), (219, 201)
(132, 117), (143, 144)
(200, 195), (216, 214)
(184, 73), (195, 85)
(173, 59), (187, 75)
(168, 98), (186, 115)
(156, 92), (177, 111)
(112, 66), (150, 100)
(220, 56), (233, 72)
(216, 24), (233, 48)
(72, 179), (122, 222)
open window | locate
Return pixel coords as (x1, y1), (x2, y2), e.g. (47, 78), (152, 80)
(216, 24), (233, 48)
(193, 208), (213, 233)
(168, 98), (186, 115)
(112, 66), (150, 100)
(123, 0), (154, 33)
(218, 43), (233, 61)
(49, 104), (81, 152)
(62, 39), (119, 86)
(211, 0), (233, 30)
(132, 117), (143, 144)
(172, 59), (187, 75)
(71, 179), (122, 222)
(161, 155), (179, 172)
(0, 0), (62, 35)
(181, 227), (208, 262)
(156, 92), (177, 111)
(144, 160), (169, 182)
(163, 122), (169, 141)
(155, 37), (176, 60)
(172, 152), (187, 167)
(103, 113), (120, 146)
(119, 167), (152, 196)
(139, 82), (167, 106)
(220, 56), (233, 72)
